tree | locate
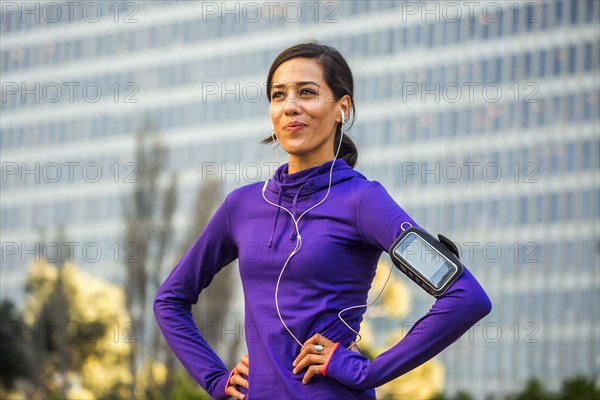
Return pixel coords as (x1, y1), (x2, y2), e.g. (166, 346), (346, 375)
(511, 378), (553, 400)
(454, 390), (476, 400)
(122, 119), (177, 395)
(504, 374), (600, 400)
(0, 299), (36, 395)
(22, 258), (133, 399)
(430, 390), (474, 400)
(124, 120), (238, 398)
(558, 375), (600, 400)
(169, 371), (211, 400)
(431, 374), (600, 400)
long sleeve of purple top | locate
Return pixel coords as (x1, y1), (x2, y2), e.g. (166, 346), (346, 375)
(324, 182), (492, 389)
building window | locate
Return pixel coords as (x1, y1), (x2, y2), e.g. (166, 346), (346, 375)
(583, 91), (595, 120)
(580, 190), (590, 219)
(564, 191), (575, 221)
(509, 54), (518, 81)
(555, 0), (564, 26)
(594, 189), (600, 219)
(548, 292), (559, 321)
(524, 52), (532, 79)
(538, 49), (547, 78)
(518, 196), (528, 224)
(582, 140), (591, 169)
(547, 193), (559, 222)
(530, 291), (542, 322)
(565, 142), (576, 170)
(585, 0), (597, 23)
(569, 0), (579, 24)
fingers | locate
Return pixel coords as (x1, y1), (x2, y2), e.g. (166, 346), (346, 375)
(302, 364), (322, 384)
(293, 333), (332, 367)
(226, 384), (246, 400)
(293, 333), (336, 384)
(235, 360), (249, 377)
(304, 332), (332, 347)
(230, 370), (249, 390)
(227, 355), (249, 398)
(292, 353), (326, 375)
(293, 343), (326, 370)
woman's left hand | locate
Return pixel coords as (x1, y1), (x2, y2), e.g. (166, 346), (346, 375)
(292, 333), (336, 384)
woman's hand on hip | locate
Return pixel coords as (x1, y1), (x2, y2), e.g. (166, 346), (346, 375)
(226, 354), (249, 399)
(292, 333), (339, 384)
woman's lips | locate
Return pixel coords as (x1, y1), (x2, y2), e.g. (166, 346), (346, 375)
(284, 121), (306, 131)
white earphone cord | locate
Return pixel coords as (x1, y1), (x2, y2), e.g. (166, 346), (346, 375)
(263, 110), (394, 350)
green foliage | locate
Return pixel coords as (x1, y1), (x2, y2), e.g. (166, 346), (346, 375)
(430, 389), (475, 400)
(169, 371), (211, 400)
(455, 390), (475, 400)
(430, 391), (448, 400)
(431, 375), (600, 400)
(558, 375), (600, 400)
(511, 378), (553, 400)
(359, 345), (377, 362)
(0, 299), (35, 390)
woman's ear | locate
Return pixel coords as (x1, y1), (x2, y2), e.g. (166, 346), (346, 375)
(337, 95), (352, 123)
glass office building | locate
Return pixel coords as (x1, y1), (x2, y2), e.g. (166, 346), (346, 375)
(2, 1), (598, 397)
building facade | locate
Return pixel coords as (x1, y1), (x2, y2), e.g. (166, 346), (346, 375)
(2, 1), (598, 397)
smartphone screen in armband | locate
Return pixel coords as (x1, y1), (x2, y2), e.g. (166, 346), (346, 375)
(389, 227), (463, 297)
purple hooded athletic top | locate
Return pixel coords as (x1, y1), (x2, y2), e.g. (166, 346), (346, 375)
(154, 159), (492, 399)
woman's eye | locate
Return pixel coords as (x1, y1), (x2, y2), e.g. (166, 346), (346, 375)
(300, 88), (316, 96)
(271, 91), (284, 100)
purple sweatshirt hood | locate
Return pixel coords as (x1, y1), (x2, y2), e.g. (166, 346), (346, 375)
(264, 159), (365, 247)
(265, 158), (365, 198)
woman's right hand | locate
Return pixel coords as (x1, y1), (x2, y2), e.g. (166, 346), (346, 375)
(226, 344), (356, 397)
(227, 354), (249, 399)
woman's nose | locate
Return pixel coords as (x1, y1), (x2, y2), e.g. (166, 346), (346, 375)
(283, 93), (300, 115)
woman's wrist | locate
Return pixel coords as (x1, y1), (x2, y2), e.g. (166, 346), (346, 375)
(224, 368), (236, 396)
(320, 342), (340, 376)
(322, 343), (371, 390)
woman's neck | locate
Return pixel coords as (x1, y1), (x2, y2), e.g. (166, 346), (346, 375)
(287, 151), (335, 174)
(287, 158), (334, 174)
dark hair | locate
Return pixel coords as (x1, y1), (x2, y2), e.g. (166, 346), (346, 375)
(262, 41), (358, 168)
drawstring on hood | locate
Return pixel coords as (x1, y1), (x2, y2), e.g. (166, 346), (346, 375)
(263, 159), (365, 247)
(267, 190), (283, 248)
(288, 180), (311, 241)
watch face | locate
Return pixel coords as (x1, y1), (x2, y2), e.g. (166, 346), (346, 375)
(393, 232), (457, 289)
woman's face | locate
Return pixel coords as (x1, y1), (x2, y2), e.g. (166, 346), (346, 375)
(269, 57), (349, 172)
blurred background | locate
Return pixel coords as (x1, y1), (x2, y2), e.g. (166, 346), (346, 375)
(1, 1), (599, 399)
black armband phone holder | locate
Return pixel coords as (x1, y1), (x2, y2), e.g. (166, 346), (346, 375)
(389, 227), (463, 297)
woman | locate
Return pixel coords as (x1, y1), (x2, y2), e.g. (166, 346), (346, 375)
(154, 42), (491, 400)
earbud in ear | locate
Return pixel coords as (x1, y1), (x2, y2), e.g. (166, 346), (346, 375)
(340, 109), (345, 124)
